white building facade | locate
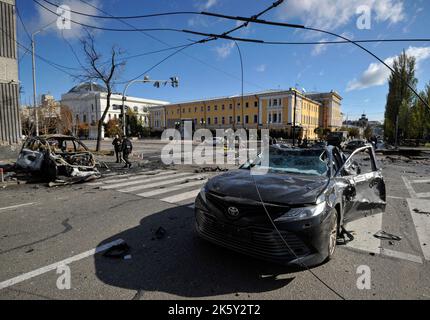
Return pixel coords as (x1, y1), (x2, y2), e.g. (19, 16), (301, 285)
(60, 83), (168, 139)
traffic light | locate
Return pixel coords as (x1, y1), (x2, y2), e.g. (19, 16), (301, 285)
(170, 77), (179, 88)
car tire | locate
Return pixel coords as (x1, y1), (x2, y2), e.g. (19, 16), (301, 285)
(327, 209), (339, 261)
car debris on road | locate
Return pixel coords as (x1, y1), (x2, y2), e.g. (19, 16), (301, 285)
(15, 134), (101, 185)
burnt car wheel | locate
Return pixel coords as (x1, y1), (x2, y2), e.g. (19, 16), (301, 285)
(327, 209), (338, 260)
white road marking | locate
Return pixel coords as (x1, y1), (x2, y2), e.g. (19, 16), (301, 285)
(345, 213), (383, 254)
(0, 202), (38, 212)
(380, 248), (423, 264)
(387, 196), (405, 200)
(118, 174), (206, 193)
(101, 172), (186, 190)
(137, 179), (207, 198)
(411, 179), (430, 184)
(160, 188), (201, 204)
(402, 176), (418, 198)
(0, 239), (124, 290)
(406, 198), (430, 261)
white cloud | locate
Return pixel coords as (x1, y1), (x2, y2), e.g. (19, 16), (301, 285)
(215, 42), (235, 59)
(256, 64), (266, 72)
(312, 38), (329, 56)
(346, 46), (430, 91)
(35, 0), (102, 39)
(188, 0), (219, 27)
(276, 0), (405, 31)
(199, 0), (218, 10)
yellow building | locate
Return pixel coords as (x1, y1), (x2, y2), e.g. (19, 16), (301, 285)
(150, 89), (342, 140)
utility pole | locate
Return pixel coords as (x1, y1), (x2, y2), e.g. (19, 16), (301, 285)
(395, 114), (399, 149)
(31, 20), (56, 136)
(31, 35), (38, 136)
(292, 89), (297, 146)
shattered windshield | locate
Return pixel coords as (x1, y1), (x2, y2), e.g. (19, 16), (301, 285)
(243, 147), (329, 176)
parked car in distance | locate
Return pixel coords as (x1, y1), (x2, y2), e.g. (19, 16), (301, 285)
(344, 139), (367, 153)
(194, 144), (386, 267)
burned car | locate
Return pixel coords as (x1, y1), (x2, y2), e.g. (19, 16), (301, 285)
(16, 135), (100, 183)
(195, 144), (386, 267)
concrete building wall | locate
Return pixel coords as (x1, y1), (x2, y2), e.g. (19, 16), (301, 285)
(0, 0), (21, 144)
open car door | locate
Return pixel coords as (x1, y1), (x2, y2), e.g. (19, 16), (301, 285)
(338, 145), (386, 223)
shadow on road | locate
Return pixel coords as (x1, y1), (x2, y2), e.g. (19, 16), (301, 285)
(94, 205), (296, 298)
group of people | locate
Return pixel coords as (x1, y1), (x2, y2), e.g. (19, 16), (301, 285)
(112, 135), (133, 168)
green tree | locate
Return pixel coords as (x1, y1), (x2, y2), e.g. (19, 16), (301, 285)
(384, 50), (417, 143)
(105, 118), (122, 137)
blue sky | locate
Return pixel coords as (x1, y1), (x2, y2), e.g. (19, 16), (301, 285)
(15, 0), (430, 121)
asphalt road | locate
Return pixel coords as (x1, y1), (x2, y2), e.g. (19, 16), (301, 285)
(1, 148), (430, 300)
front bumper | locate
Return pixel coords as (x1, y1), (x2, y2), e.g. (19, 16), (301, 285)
(194, 194), (333, 267)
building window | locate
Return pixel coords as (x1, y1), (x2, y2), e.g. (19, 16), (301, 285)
(254, 115), (258, 123)
(273, 113), (277, 123)
(237, 103), (240, 108)
(268, 114), (272, 123)
(229, 104), (233, 110)
(207, 117), (211, 125)
(214, 105), (218, 111)
(195, 107), (197, 112)
(200, 118), (204, 124)
(269, 99), (272, 107)
(254, 101), (258, 107)
(229, 116), (233, 124)
(207, 106), (211, 111)
(245, 115), (249, 124)
(83, 114), (87, 123)
(201, 106), (204, 111)
(133, 106), (138, 112)
(188, 108), (191, 113)
(246, 102), (249, 108)
(214, 117), (218, 124)
(273, 99), (278, 106)
(222, 105), (225, 110)
(278, 113), (282, 123)
(91, 104), (94, 112)
(237, 116), (241, 123)
(222, 117), (225, 124)
(182, 108), (185, 113)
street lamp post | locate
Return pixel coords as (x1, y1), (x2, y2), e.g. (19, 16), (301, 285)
(121, 76), (179, 136)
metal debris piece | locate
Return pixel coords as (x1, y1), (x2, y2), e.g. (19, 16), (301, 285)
(373, 230), (402, 241)
(155, 227), (167, 240)
(103, 243), (130, 259)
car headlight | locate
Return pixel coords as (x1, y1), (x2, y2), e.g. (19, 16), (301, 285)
(199, 185), (208, 203)
(275, 201), (327, 222)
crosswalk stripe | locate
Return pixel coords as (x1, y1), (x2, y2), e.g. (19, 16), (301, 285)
(137, 179), (207, 198)
(87, 170), (163, 186)
(407, 198), (430, 261)
(345, 213), (383, 254)
(101, 172), (189, 190)
(118, 174), (206, 193)
(99, 170), (164, 183)
(160, 188), (201, 204)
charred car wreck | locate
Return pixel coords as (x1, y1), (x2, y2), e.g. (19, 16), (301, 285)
(16, 135), (101, 184)
(195, 144), (386, 267)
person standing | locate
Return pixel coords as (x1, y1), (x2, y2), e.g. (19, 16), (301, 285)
(112, 135), (123, 163)
(122, 136), (133, 168)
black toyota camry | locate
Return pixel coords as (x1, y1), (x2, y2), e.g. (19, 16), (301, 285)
(194, 144), (386, 267)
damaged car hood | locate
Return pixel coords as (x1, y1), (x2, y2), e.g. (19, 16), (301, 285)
(206, 169), (329, 205)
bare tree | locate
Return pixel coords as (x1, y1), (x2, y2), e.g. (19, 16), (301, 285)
(80, 33), (125, 151)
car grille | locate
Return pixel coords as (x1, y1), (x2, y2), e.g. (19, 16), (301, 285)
(196, 212), (311, 261)
(206, 192), (288, 222)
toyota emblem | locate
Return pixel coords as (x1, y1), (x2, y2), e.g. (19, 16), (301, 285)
(227, 206), (240, 218)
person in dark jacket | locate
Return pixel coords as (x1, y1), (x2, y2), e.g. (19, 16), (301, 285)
(112, 135), (123, 163)
(122, 136), (133, 168)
